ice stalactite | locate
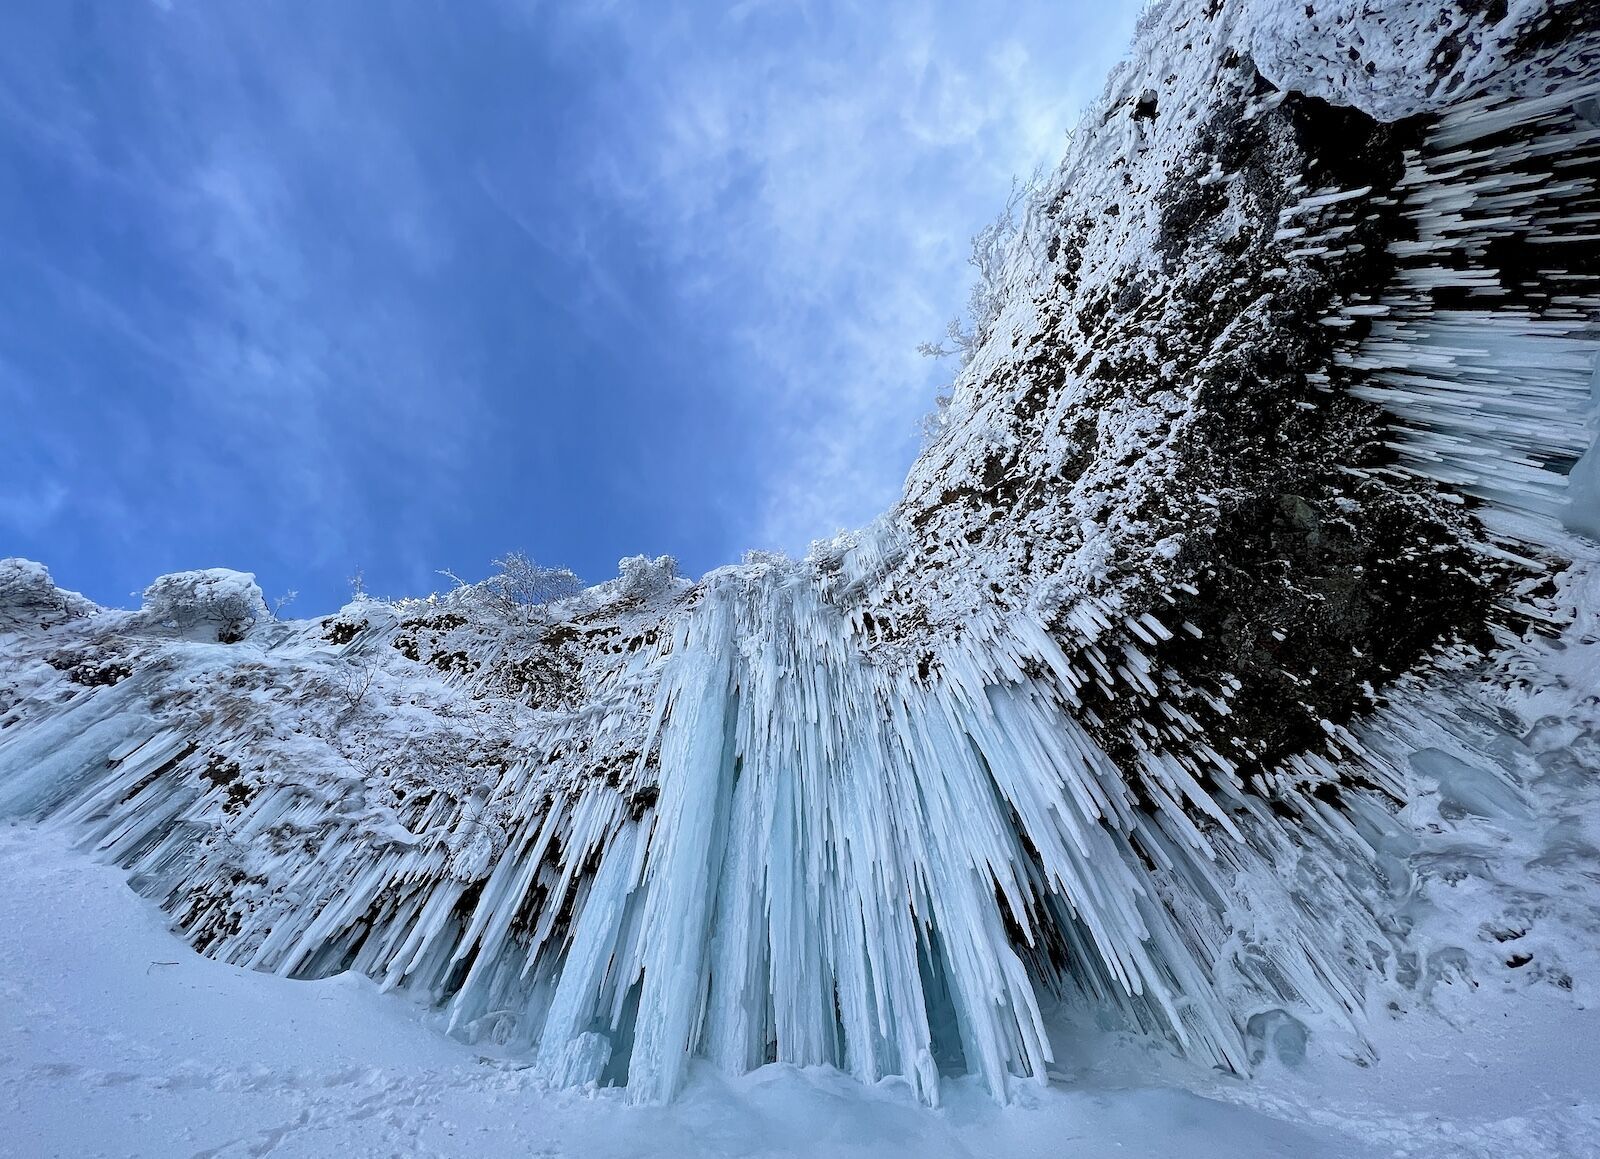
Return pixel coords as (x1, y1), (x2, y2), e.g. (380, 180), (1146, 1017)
(1344, 77), (1600, 551)
(1, 0), (1598, 1108)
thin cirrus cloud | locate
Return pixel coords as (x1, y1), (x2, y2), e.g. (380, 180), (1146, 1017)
(0, 2), (483, 604)
(559, 1), (1143, 555)
(0, 1), (1141, 612)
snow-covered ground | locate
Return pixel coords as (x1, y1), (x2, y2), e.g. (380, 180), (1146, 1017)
(2, 819), (1595, 1158)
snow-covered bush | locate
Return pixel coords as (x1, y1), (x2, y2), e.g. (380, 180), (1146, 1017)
(485, 552), (582, 614)
(139, 569), (268, 643)
(615, 554), (677, 602)
(0, 558), (96, 630)
(437, 553), (584, 624)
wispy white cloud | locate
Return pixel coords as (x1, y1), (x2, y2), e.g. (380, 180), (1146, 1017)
(0, 3), (483, 587)
(161, 39), (482, 574)
(566, 0), (1143, 555)
(0, 480), (67, 535)
(1, 0), (1142, 608)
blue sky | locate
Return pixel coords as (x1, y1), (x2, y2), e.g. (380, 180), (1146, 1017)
(0, 0), (1141, 614)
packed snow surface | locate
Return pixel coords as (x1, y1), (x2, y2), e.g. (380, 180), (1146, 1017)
(3, 821), (1597, 1157)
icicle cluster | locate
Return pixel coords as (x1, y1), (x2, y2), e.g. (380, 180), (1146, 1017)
(1, 0), (1596, 1107)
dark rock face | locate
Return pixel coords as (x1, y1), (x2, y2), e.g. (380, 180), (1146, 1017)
(1057, 81), (1498, 789)
(895, 24), (1596, 813)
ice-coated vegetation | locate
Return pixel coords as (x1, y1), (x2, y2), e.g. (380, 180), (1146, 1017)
(1, 0), (1597, 1113)
(137, 569), (270, 644)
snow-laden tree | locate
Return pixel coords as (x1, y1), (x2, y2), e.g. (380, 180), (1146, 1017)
(484, 552), (583, 615)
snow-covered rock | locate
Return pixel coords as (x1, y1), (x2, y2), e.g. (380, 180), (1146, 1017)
(0, 558), (97, 630)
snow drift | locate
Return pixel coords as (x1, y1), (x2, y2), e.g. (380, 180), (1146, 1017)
(1, 0), (1597, 1108)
